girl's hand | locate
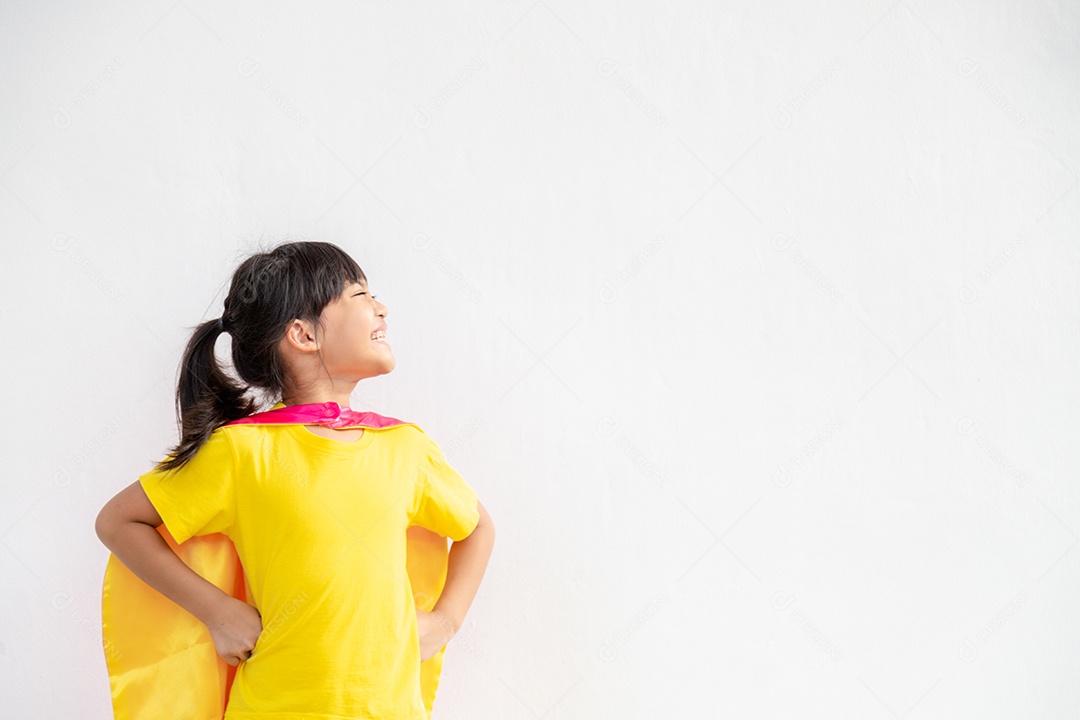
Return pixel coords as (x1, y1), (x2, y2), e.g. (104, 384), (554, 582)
(205, 595), (263, 666)
(416, 609), (457, 662)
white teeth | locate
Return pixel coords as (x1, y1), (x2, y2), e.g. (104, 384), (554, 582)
(371, 331), (386, 341)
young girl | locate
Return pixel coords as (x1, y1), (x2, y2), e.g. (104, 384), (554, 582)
(95, 240), (495, 719)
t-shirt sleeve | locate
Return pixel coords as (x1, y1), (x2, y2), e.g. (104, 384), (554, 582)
(410, 431), (480, 541)
(138, 427), (238, 545)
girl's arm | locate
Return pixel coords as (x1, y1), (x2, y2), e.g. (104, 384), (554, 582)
(430, 499), (495, 633)
(95, 481), (262, 665)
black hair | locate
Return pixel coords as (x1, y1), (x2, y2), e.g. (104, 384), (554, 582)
(153, 240), (367, 473)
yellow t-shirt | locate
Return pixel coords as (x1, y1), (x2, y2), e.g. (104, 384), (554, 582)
(138, 417), (480, 720)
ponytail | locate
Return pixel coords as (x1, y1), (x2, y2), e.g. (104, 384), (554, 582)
(154, 316), (256, 473)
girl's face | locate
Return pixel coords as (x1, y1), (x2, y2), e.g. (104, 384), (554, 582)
(316, 278), (395, 379)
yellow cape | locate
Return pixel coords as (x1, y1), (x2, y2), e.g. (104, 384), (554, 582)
(101, 524), (453, 718)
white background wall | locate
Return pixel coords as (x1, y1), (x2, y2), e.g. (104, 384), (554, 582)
(2, 1), (1078, 717)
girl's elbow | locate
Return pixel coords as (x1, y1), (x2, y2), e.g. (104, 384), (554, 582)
(95, 494), (133, 545)
(94, 505), (116, 544)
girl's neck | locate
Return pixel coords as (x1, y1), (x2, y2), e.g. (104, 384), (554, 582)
(280, 394), (353, 409)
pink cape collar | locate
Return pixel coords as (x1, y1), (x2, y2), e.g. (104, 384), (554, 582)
(223, 401), (409, 429)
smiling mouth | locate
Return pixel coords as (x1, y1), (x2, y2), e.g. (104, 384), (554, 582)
(371, 330), (390, 346)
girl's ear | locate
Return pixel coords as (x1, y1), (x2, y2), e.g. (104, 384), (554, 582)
(282, 318), (320, 352)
